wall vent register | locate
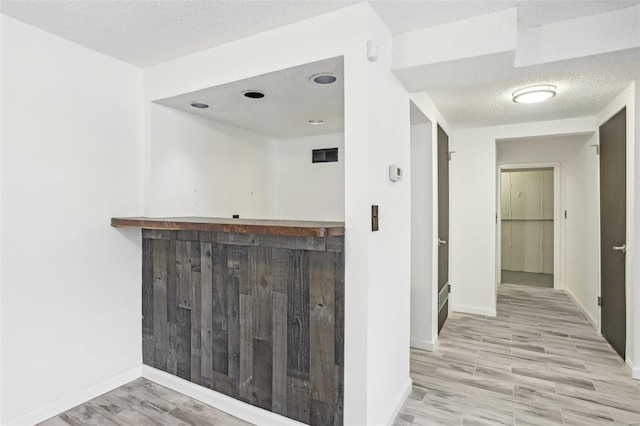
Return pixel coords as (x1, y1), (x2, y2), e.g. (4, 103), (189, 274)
(312, 147), (338, 163)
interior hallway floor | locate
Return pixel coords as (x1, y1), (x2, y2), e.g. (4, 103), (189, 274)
(395, 284), (640, 426)
(38, 378), (251, 426)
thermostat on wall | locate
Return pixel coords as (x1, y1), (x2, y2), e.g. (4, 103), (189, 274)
(389, 165), (402, 182)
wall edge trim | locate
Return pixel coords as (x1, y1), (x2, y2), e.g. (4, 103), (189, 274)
(410, 338), (438, 352)
(4, 366), (142, 426)
(142, 365), (306, 425)
(564, 287), (599, 332)
(384, 377), (413, 426)
(452, 304), (497, 317)
(626, 358), (640, 380)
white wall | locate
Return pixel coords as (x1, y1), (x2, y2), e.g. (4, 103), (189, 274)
(450, 118), (596, 317)
(410, 123), (434, 349)
(365, 8), (413, 423)
(273, 132), (345, 221)
(1, 15), (143, 424)
(148, 104), (276, 218)
(564, 134), (600, 326)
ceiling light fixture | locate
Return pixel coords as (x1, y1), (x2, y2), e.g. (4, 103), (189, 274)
(512, 85), (557, 104)
(190, 102), (209, 109)
(243, 90), (265, 99)
(310, 73), (337, 85)
(307, 119), (325, 125)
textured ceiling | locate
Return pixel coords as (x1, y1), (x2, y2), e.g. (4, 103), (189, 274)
(156, 57), (344, 139)
(0, 0), (357, 67)
(417, 48), (640, 129)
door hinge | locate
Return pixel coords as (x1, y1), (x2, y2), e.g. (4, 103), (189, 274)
(564, 210), (567, 219)
(597, 296), (602, 306)
(496, 213), (498, 223)
(448, 284), (451, 293)
(448, 151), (456, 161)
(591, 144), (600, 155)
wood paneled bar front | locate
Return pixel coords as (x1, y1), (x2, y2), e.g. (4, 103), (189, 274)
(111, 217), (345, 426)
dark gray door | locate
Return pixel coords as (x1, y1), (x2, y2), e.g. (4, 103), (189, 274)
(599, 107), (626, 359)
(437, 125), (450, 333)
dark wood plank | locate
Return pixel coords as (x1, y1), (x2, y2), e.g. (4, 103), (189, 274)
(177, 307), (191, 380)
(200, 242), (213, 386)
(252, 339), (273, 410)
(142, 238), (154, 366)
(227, 246), (241, 399)
(310, 399), (333, 426)
(287, 377), (311, 424)
(272, 291), (288, 416)
(325, 236), (344, 253)
(334, 365), (344, 426)
(334, 252), (345, 368)
(176, 241), (193, 310)
(212, 243), (229, 374)
(287, 250), (310, 378)
(190, 242), (202, 384)
(167, 323), (178, 376)
(239, 294), (253, 403)
(309, 251), (335, 405)
(272, 249), (289, 293)
(152, 239), (169, 371)
(251, 247), (273, 341)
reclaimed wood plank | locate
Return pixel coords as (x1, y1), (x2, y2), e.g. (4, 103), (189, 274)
(176, 241), (192, 310)
(167, 237), (177, 324)
(239, 294), (253, 403)
(142, 238), (154, 366)
(200, 242), (213, 386)
(167, 323), (178, 376)
(190, 242), (202, 385)
(310, 399), (333, 426)
(334, 251), (345, 368)
(251, 246), (273, 342)
(252, 338), (273, 410)
(309, 251), (335, 405)
(272, 290), (288, 416)
(176, 307), (191, 381)
(212, 243), (229, 374)
(287, 250), (310, 378)
(326, 236), (344, 253)
(227, 245), (241, 399)
(287, 377), (311, 424)
(152, 239), (169, 371)
(334, 365), (344, 426)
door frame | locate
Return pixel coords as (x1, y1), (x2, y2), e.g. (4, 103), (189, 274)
(495, 162), (563, 290)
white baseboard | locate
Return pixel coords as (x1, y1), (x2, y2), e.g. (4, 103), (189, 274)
(626, 358), (640, 380)
(452, 304), (496, 317)
(5, 366), (142, 426)
(410, 338), (438, 352)
(142, 365), (305, 426)
(564, 288), (599, 331)
(385, 378), (412, 426)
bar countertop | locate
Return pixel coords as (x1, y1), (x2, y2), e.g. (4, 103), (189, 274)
(111, 216), (345, 238)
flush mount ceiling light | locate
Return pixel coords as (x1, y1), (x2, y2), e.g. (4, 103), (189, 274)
(307, 119), (325, 125)
(190, 102), (209, 109)
(512, 85), (557, 104)
(310, 73), (337, 85)
(243, 90), (265, 99)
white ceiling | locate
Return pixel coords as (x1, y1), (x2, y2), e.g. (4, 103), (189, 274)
(156, 57), (344, 139)
(0, 0), (357, 67)
(2, 0), (639, 130)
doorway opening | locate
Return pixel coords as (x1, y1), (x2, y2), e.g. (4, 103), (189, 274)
(500, 167), (554, 288)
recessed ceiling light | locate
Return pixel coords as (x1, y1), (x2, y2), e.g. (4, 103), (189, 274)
(307, 119), (325, 125)
(310, 73), (337, 85)
(243, 90), (265, 99)
(190, 102), (209, 109)
(512, 85), (557, 104)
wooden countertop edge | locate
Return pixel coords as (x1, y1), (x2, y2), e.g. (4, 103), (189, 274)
(111, 217), (345, 238)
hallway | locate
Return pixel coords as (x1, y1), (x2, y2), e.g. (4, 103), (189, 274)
(396, 284), (640, 425)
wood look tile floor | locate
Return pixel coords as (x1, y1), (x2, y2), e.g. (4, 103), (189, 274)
(38, 378), (252, 426)
(395, 284), (640, 426)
